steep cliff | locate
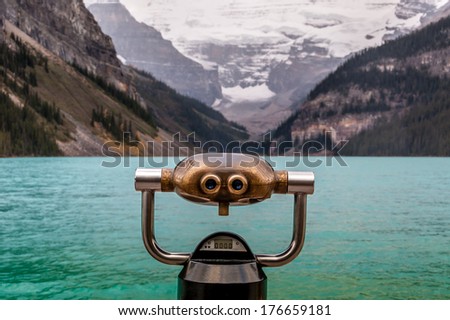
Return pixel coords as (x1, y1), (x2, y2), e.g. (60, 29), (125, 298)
(3, 0), (124, 85)
(88, 1), (222, 106)
(0, 1), (5, 41)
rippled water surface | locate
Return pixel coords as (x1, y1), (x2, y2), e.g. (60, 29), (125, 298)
(0, 157), (449, 299)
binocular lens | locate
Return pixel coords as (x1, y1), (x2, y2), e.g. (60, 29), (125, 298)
(205, 179), (218, 191)
(201, 174), (221, 194)
(228, 175), (248, 195)
(231, 179), (244, 191)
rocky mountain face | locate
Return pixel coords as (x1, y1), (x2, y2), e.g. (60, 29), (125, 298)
(0, 0), (247, 156)
(421, 0), (450, 24)
(88, 1), (222, 106)
(0, 2), (5, 41)
(395, 0), (438, 20)
(3, 0), (125, 85)
(118, 0), (448, 134)
(273, 15), (450, 156)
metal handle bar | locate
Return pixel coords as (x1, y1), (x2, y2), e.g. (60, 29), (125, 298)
(135, 168), (314, 266)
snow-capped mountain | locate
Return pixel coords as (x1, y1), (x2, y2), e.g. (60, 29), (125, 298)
(107, 0), (448, 133)
(87, 1), (222, 106)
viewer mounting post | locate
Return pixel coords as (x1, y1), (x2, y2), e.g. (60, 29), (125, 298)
(135, 153), (314, 299)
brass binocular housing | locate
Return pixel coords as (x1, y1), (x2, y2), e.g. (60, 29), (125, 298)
(135, 153), (314, 216)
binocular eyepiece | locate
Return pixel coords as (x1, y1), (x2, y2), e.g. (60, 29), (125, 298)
(200, 174), (247, 195)
(135, 153), (314, 216)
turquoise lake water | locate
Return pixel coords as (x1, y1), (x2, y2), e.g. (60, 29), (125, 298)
(0, 157), (449, 300)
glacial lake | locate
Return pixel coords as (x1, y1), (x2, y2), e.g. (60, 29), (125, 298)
(0, 157), (449, 299)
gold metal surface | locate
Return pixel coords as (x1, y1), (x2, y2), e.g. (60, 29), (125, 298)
(218, 202), (230, 216)
(171, 153), (287, 210)
(161, 168), (174, 192)
(274, 171), (288, 194)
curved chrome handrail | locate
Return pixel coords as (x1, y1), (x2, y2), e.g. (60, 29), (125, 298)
(256, 193), (307, 267)
(137, 169), (190, 265)
(135, 166), (314, 267)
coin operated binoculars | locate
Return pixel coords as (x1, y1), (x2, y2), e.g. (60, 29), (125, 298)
(135, 153), (314, 299)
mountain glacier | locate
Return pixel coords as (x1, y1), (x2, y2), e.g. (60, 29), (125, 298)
(91, 0), (449, 133)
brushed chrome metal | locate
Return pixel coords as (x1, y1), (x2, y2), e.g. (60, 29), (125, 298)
(135, 168), (162, 191)
(141, 190), (190, 265)
(256, 193), (307, 267)
(287, 171), (315, 195)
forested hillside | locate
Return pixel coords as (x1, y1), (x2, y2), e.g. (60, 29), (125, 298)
(0, 36), (62, 156)
(0, 32), (158, 156)
(273, 15), (450, 156)
(0, 0), (248, 157)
